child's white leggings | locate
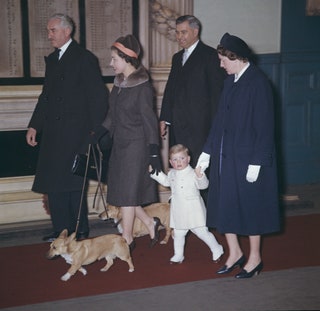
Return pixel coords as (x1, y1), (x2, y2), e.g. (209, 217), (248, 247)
(172, 227), (223, 261)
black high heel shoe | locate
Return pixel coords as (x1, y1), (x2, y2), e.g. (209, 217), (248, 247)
(150, 217), (161, 247)
(216, 255), (246, 274)
(235, 261), (263, 279)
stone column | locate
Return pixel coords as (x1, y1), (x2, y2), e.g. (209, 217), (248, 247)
(140, 0), (193, 171)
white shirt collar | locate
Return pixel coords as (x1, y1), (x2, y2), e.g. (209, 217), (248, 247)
(59, 38), (72, 59)
(185, 40), (199, 56)
(234, 62), (250, 82)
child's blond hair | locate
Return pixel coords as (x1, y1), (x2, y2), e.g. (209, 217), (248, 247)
(169, 144), (190, 158)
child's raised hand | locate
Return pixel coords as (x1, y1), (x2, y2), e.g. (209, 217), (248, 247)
(196, 152), (210, 173)
(195, 166), (203, 178)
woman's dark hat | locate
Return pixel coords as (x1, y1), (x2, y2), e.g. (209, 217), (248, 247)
(219, 32), (251, 58)
(112, 34), (140, 59)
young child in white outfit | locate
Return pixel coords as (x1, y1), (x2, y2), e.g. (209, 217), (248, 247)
(150, 144), (223, 263)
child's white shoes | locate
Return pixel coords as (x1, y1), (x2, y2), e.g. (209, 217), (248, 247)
(170, 255), (184, 264)
(169, 245), (223, 264)
(212, 245), (224, 262)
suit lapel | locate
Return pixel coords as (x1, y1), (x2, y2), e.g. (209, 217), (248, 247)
(181, 41), (203, 68)
(58, 40), (77, 64)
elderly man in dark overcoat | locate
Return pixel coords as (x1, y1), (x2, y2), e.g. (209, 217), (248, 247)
(159, 15), (226, 166)
(26, 14), (109, 242)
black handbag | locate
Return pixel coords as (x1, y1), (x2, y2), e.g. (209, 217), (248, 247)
(71, 144), (109, 183)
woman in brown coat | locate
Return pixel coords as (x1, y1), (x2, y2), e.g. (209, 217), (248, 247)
(97, 35), (161, 249)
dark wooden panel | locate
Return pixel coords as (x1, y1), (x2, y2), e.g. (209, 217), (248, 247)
(280, 57), (320, 184)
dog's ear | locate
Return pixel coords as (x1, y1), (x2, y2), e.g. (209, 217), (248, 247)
(116, 206), (121, 218)
(68, 232), (77, 241)
(59, 229), (68, 238)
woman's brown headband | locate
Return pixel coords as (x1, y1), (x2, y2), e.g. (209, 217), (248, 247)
(112, 42), (138, 59)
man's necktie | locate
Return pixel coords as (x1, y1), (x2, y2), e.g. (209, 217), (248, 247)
(55, 48), (61, 61)
(182, 49), (188, 65)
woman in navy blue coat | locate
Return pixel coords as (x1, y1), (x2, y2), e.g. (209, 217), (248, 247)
(197, 33), (280, 278)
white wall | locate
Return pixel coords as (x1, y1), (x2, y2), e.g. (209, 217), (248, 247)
(194, 0), (282, 54)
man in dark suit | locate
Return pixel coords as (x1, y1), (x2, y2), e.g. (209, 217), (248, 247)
(160, 15), (226, 167)
(26, 14), (109, 242)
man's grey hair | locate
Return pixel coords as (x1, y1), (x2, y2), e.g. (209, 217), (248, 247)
(49, 13), (75, 33)
(176, 15), (202, 32)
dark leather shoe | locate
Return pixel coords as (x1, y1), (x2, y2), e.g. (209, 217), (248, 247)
(42, 232), (60, 243)
(76, 231), (89, 240)
(235, 262), (263, 279)
(216, 255), (246, 274)
(150, 217), (161, 247)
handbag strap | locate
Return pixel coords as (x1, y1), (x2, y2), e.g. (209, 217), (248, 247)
(91, 144), (108, 216)
(75, 143), (109, 236)
(75, 144), (92, 235)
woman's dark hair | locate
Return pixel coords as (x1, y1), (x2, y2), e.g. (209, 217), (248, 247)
(111, 46), (140, 69)
(217, 44), (248, 62)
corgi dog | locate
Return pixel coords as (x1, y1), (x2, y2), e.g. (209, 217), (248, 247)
(99, 202), (172, 244)
(46, 229), (134, 281)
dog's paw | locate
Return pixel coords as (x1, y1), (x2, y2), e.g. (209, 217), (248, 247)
(79, 267), (87, 275)
(98, 211), (108, 221)
(100, 267), (109, 272)
(129, 268), (134, 272)
(61, 273), (71, 281)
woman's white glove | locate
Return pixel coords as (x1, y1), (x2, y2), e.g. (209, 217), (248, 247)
(246, 165), (261, 182)
(196, 152), (210, 173)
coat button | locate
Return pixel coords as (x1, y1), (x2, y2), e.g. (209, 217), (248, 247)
(55, 116), (61, 120)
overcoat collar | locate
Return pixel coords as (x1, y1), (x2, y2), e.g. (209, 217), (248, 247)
(114, 65), (149, 88)
(46, 40), (78, 64)
(226, 63), (256, 88)
(180, 40), (205, 66)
